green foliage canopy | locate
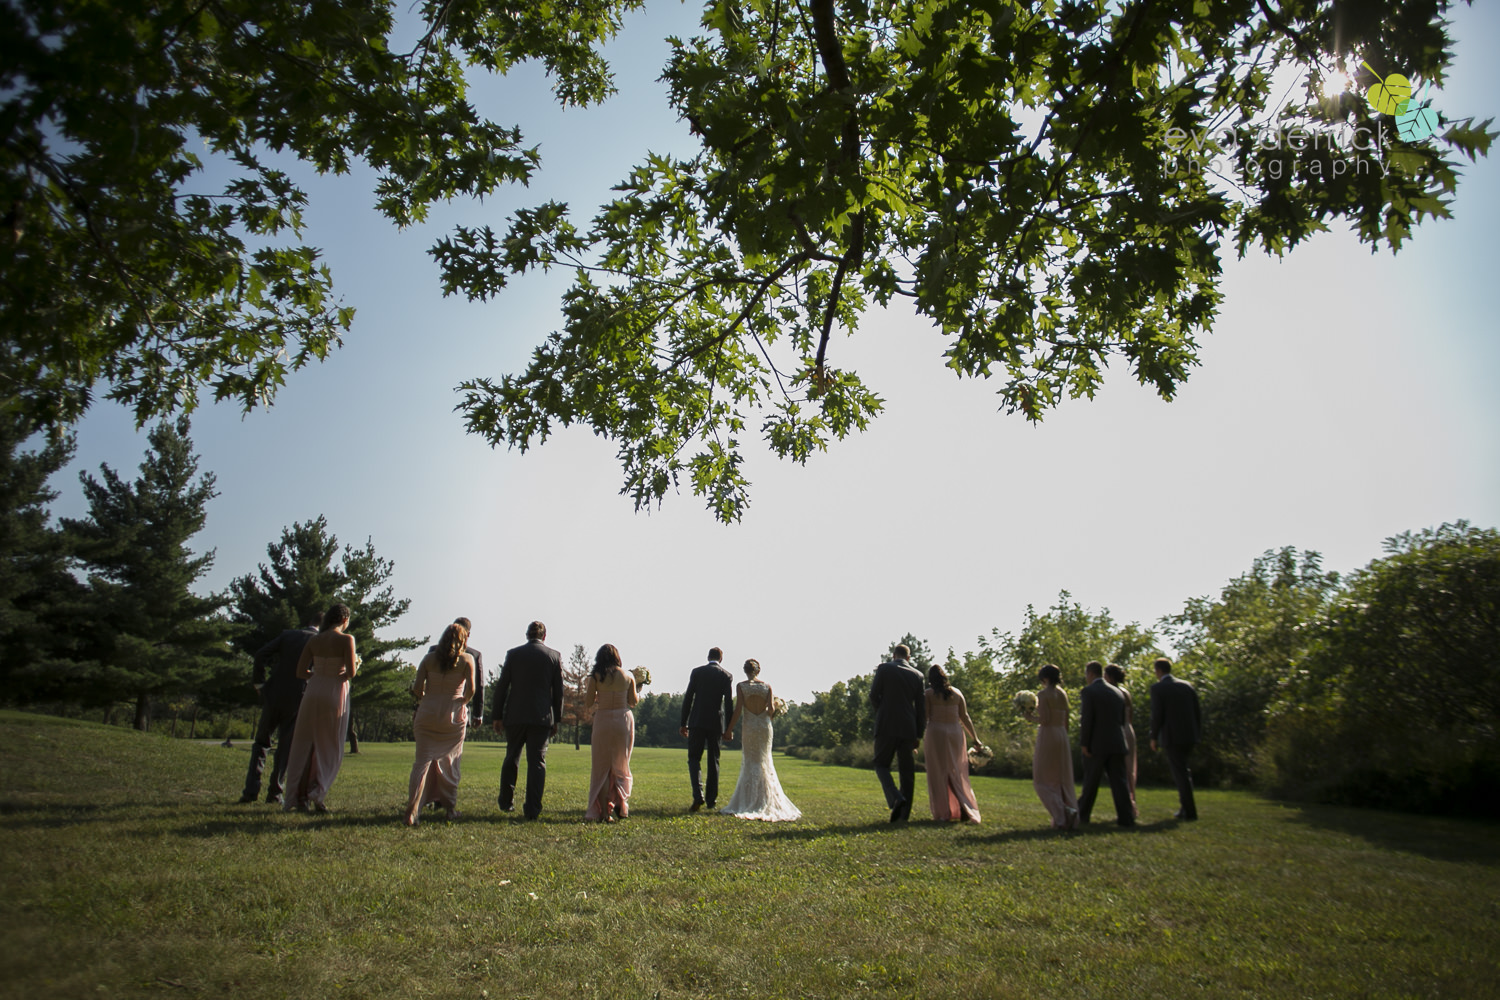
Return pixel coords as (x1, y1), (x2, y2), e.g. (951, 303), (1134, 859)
(1265, 521), (1500, 813)
(1162, 546), (1340, 783)
(448, 0), (1495, 519)
(0, 0), (638, 426)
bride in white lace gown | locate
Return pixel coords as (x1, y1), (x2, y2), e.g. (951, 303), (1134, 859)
(720, 659), (801, 822)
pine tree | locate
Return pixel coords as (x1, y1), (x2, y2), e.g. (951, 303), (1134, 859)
(0, 413), (81, 700)
(229, 517), (423, 719)
(229, 516), (345, 655)
(63, 417), (235, 730)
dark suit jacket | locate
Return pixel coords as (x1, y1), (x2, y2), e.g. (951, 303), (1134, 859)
(870, 659), (926, 741)
(1079, 677), (1129, 756)
(428, 642), (484, 722)
(254, 627), (317, 704)
(681, 662), (735, 731)
(1150, 673), (1202, 747)
(494, 639), (563, 727)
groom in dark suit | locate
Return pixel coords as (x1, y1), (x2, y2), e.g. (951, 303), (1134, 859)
(1078, 660), (1136, 827)
(493, 620), (563, 820)
(870, 644), (926, 823)
(1150, 656), (1202, 820)
(679, 647), (735, 811)
(237, 613), (320, 804)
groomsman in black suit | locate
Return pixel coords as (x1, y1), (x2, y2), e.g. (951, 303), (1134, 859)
(679, 647), (735, 811)
(238, 613), (320, 804)
(1150, 656), (1202, 820)
(870, 644), (926, 823)
(1078, 660), (1136, 827)
(493, 620), (563, 819)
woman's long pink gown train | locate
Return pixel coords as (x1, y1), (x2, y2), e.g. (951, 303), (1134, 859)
(1033, 688), (1079, 829)
(925, 697), (981, 822)
(585, 686), (634, 820)
(407, 663), (470, 814)
(282, 655), (350, 811)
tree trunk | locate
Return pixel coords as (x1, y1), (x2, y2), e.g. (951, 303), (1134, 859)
(170, 709), (179, 738)
(188, 704), (199, 739)
(134, 694), (150, 731)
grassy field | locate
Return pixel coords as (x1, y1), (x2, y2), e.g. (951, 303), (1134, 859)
(1, 710), (1497, 999)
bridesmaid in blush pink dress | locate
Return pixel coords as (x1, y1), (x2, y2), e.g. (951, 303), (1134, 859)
(404, 622), (476, 826)
(282, 603), (359, 814)
(1024, 663), (1079, 831)
(923, 664), (982, 823)
(583, 644), (638, 822)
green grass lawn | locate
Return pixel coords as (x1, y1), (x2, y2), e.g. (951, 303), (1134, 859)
(1, 710), (1497, 999)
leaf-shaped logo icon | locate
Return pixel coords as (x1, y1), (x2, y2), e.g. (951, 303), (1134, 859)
(1396, 83), (1440, 142)
(1362, 61), (1412, 115)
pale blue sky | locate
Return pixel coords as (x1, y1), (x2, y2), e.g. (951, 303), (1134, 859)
(50, 2), (1499, 701)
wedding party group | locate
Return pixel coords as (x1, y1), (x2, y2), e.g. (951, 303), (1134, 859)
(1014, 655), (1202, 831)
(236, 610), (1202, 831)
(234, 610), (804, 825)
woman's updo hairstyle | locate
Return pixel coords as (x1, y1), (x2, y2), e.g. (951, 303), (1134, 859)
(1104, 663), (1126, 685)
(928, 663), (953, 699)
(592, 643), (622, 681)
(743, 658), (761, 679)
(1038, 663), (1061, 686)
(437, 623), (469, 672)
(321, 603), (351, 632)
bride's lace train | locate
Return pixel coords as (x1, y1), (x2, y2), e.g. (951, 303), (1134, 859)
(721, 711), (801, 821)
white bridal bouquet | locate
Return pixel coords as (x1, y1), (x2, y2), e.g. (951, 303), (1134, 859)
(631, 666), (651, 689)
(967, 743), (994, 769)
(1013, 689), (1038, 714)
(772, 696), (787, 718)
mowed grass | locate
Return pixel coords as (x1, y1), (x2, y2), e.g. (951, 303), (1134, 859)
(1, 711), (1497, 1000)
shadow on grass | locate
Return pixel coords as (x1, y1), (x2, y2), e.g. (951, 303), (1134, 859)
(962, 816), (1185, 844)
(1285, 802), (1500, 866)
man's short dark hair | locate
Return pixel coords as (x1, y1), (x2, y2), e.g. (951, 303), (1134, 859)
(527, 620), (546, 641)
(893, 644), (911, 661)
(1084, 660), (1104, 678)
(454, 617), (472, 632)
(1154, 656), (1173, 675)
(708, 647), (723, 662)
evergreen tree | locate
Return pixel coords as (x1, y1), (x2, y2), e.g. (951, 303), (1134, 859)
(229, 516), (423, 721)
(62, 417), (234, 730)
(0, 412), (81, 701)
(228, 517), (344, 655)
